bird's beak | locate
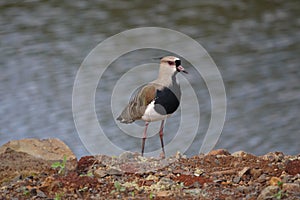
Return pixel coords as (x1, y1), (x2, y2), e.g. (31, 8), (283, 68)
(177, 65), (188, 74)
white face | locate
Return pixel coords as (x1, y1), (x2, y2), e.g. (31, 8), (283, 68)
(160, 56), (180, 72)
(160, 56), (187, 74)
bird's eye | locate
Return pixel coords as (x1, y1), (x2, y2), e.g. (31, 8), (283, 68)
(167, 61), (175, 65)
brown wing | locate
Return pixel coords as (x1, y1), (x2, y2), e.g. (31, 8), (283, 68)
(129, 84), (157, 120)
(117, 84), (157, 123)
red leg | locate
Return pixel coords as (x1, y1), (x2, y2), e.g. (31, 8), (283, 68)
(141, 122), (149, 156)
(159, 120), (165, 159)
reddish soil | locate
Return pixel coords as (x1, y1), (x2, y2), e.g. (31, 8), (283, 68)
(0, 150), (299, 199)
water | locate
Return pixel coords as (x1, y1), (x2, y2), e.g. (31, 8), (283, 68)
(1, 1), (299, 158)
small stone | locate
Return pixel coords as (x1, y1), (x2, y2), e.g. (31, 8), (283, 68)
(232, 151), (247, 157)
(221, 188), (234, 195)
(214, 159), (220, 165)
(257, 186), (280, 200)
(155, 177), (175, 190)
(184, 188), (202, 196)
(250, 168), (262, 179)
(236, 185), (250, 193)
(257, 174), (267, 183)
(106, 168), (123, 176)
(280, 173), (293, 183)
(238, 167), (250, 177)
(232, 176), (241, 184)
(285, 160), (300, 175)
(146, 174), (159, 181)
(175, 151), (186, 159)
(119, 151), (136, 160)
(0, 138), (76, 161)
(156, 190), (171, 197)
(282, 183), (300, 193)
(261, 152), (284, 162)
(269, 177), (281, 186)
(94, 169), (107, 178)
(207, 149), (230, 156)
(225, 197), (235, 200)
(194, 168), (204, 177)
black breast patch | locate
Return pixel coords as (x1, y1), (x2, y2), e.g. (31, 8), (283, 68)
(154, 87), (180, 115)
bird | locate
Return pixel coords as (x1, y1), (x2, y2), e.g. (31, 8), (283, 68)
(117, 56), (187, 158)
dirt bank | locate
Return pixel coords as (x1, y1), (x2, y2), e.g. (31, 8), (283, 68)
(0, 139), (299, 199)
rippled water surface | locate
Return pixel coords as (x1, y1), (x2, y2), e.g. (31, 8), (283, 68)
(1, 1), (299, 157)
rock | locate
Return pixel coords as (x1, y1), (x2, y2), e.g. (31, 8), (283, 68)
(282, 183), (300, 193)
(156, 190), (171, 197)
(0, 138), (77, 184)
(225, 197), (235, 200)
(250, 168), (262, 179)
(236, 185), (251, 194)
(0, 138), (77, 170)
(257, 186), (280, 200)
(261, 152), (284, 162)
(175, 151), (186, 159)
(207, 149), (230, 156)
(106, 167), (123, 176)
(285, 160), (300, 175)
(257, 174), (268, 183)
(184, 188), (202, 196)
(36, 190), (47, 198)
(94, 169), (107, 178)
(238, 167), (250, 177)
(0, 148), (52, 184)
(269, 177), (281, 186)
(156, 177), (175, 190)
(0, 138), (76, 161)
(232, 151), (249, 157)
(194, 168), (204, 176)
(146, 174), (159, 181)
(119, 151), (138, 160)
(232, 176), (241, 184)
(221, 188), (234, 195)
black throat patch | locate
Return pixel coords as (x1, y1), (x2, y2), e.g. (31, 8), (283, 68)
(154, 87), (180, 115)
(175, 59), (181, 67)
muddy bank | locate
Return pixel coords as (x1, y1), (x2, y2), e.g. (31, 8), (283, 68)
(0, 139), (299, 199)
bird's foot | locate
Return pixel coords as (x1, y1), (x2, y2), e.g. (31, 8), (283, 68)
(159, 151), (165, 159)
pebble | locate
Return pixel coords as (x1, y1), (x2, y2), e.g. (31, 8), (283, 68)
(286, 159), (300, 175)
(207, 149), (230, 156)
(257, 174), (267, 183)
(156, 190), (171, 197)
(238, 167), (250, 177)
(184, 188), (202, 196)
(225, 196), (235, 200)
(194, 168), (204, 177)
(250, 168), (262, 179)
(237, 185), (250, 193)
(232, 176), (241, 184)
(221, 188), (234, 195)
(257, 186), (279, 200)
(261, 152), (284, 162)
(282, 183), (300, 193)
(106, 168), (123, 176)
(119, 151), (136, 160)
(269, 177), (281, 186)
(94, 169), (107, 178)
(145, 174), (159, 181)
(232, 151), (248, 157)
(156, 178), (175, 190)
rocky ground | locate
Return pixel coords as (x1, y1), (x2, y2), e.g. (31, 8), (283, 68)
(0, 139), (299, 199)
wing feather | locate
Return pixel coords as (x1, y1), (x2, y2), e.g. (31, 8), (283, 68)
(117, 84), (157, 123)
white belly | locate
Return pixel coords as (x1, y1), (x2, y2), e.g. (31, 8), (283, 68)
(141, 101), (170, 122)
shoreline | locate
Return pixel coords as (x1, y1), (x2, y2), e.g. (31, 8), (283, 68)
(0, 138), (299, 199)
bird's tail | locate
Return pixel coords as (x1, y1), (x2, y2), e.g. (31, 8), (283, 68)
(116, 104), (135, 124)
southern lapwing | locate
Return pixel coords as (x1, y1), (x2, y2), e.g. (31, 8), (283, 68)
(117, 56), (187, 158)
